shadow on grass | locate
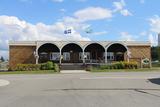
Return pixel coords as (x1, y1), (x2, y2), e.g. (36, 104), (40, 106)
(149, 78), (160, 85)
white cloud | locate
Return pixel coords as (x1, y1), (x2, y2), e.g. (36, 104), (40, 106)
(74, 7), (112, 22)
(0, 50), (8, 60)
(91, 31), (108, 36)
(120, 32), (135, 41)
(51, 0), (63, 3)
(0, 15), (90, 58)
(120, 9), (132, 16)
(148, 33), (157, 46)
(59, 8), (66, 13)
(140, 31), (147, 36)
(147, 15), (160, 46)
(149, 15), (160, 33)
(113, 0), (132, 16)
(113, 0), (125, 11)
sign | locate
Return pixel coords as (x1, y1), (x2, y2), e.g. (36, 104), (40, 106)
(142, 58), (150, 64)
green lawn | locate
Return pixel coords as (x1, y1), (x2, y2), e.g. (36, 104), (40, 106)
(90, 67), (160, 72)
(0, 70), (59, 74)
(152, 62), (160, 67)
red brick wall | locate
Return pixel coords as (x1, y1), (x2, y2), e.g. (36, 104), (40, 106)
(128, 46), (151, 67)
(9, 45), (36, 70)
(128, 46), (151, 59)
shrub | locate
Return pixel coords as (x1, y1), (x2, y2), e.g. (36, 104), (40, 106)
(100, 65), (109, 69)
(15, 64), (41, 71)
(54, 63), (60, 72)
(40, 63), (47, 70)
(40, 61), (54, 70)
(99, 61), (138, 70)
(46, 61), (54, 70)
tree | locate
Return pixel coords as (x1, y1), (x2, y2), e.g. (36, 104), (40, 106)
(151, 47), (158, 61)
(0, 56), (5, 62)
(157, 46), (160, 62)
(151, 46), (160, 61)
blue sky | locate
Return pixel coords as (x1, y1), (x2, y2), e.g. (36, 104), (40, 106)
(0, 0), (160, 59)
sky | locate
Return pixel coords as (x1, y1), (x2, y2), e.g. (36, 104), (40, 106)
(0, 0), (160, 59)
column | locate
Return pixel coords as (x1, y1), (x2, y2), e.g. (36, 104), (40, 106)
(59, 49), (62, 64)
(35, 42), (39, 64)
(82, 49), (85, 64)
(35, 50), (39, 64)
(105, 50), (107, 63)
(127, 51), (130, 62)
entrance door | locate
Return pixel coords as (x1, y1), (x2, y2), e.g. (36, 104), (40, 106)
(63, 52), (70, 61)
(70, 52), (79, 63)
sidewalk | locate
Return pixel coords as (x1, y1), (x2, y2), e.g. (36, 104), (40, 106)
(60, 70), (88, 73)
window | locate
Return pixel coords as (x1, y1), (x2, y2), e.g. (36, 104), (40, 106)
(107, 52), (114, 60)
(50, 52), (60, 60)
(84, 52), (90, 60)
(63, 52), (70, 60)
(79, 52), (90, 60)
(40, 52), (48, 58)
(79, 52), (83, 60)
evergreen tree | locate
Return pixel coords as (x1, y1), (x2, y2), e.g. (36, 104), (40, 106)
(0, 56), (5, 62)
(151, 47), (158, 61)
(157, 46), (160, 62)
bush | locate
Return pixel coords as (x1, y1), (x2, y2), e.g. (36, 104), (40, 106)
(15, 64), (41, 71)
(99, 61), (138, 70)
(15, 61), (57, 71)
(46, 61), (54, 70)
(40, 61), (54, 70)
(54, 63), (60, 72)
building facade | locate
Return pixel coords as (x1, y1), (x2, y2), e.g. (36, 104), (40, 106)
(9, 41), (151, 69)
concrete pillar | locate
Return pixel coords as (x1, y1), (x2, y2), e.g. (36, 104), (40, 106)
(35, 41), (39, 64)
(59, 49), (62, 64)
(36, 55), (39, 64)
(127, 50), (131, 62)
(105, 50), (107, 63)
(83, 49), (85, 64)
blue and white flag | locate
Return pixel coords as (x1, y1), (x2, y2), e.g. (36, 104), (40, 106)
(64, 29), (72, 34)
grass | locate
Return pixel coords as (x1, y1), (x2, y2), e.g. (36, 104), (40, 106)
(0, 70), (59, 74)
(152, 62), (160, 67)
(90, 67), (160, 72)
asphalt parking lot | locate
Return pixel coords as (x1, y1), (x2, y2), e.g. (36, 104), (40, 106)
(0, 71), (160, 107)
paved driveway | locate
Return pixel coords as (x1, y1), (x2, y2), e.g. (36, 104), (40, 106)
(0, 72), (160, 107)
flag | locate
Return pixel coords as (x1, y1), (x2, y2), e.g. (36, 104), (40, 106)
(64, 29), (72, 34)
(84, 27), (93, 34)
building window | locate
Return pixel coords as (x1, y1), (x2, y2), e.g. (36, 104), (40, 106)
(84, 52), (90, 60)
(63, 52), (70, 60)
(79, 52), (90, 60)
(50, 52), (60, 61)
(40, 52), (48, 58)
(107, 52), (114, 60)
(79, 52), (83, 60)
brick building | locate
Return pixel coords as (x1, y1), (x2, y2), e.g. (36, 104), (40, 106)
(9, 41), (151, 70)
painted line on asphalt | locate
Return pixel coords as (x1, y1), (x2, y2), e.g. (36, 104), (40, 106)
(80, 76), (159, 80)
(0, 79), (10, 87)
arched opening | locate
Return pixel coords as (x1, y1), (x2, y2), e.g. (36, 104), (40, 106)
(61, 43), (83, 63)
(84, 43), (105, 63)
(38, 43), (60, 63)
(107, 43), (127, 62)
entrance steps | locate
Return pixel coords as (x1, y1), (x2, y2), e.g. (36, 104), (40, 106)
(60, 63), (85, 70)
(60, 70), (87, 73)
